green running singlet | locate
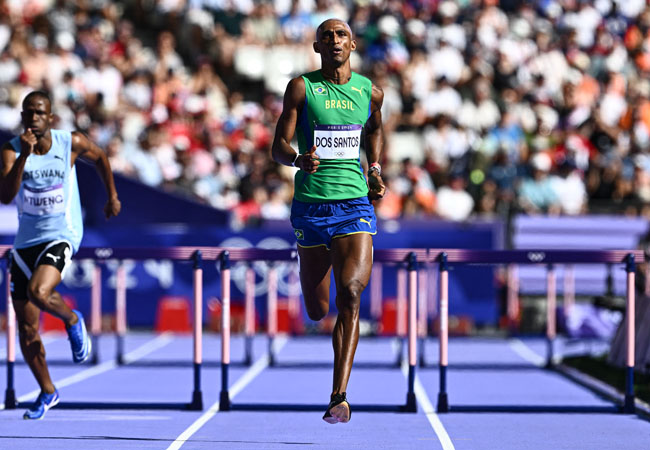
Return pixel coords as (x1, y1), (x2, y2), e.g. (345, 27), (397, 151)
(294, 70), (373, 203)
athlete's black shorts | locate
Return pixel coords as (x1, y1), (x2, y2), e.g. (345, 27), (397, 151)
(10, 241), (72, 300)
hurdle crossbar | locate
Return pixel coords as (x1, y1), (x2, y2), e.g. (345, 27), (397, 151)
(430, 248), (644, 414)
(2, 245), (300, 410)
(2, 245), (643, 413)
(218, 248), (425, 413)
(1, 245), (255, 410)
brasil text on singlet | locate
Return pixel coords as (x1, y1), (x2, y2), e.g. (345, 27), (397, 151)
(294, 70), (373, 203)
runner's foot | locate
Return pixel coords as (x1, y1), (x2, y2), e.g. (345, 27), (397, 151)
(323, 392), (351, 424)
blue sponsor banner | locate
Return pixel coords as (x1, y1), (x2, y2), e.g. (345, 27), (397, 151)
(0, 219), (502, 328)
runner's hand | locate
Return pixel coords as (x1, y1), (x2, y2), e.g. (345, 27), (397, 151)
(368, 171), (385, 201)
(20, 129), (37, 156)
(104, 196), (121, 219)
(296, 145), (319, 174)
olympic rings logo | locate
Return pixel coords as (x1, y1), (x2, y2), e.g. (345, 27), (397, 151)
(527, 252), (546, 262)
(94, 248), (114, 259)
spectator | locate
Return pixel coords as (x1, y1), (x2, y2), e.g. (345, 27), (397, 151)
(519, 152), (561, 215)
(437, 172), (475, 221)
(261, 185), (291, 221)
(123, 126), (164, 187)
(550, 158), (588, 215)
(1, 0), (650, 224)
(280, 0), (312, 44)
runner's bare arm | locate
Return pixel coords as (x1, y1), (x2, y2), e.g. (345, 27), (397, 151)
(271, 77), (319, 174)
(365, 84), (386, 200)
(0, 134), (33, 204)
(71, 131), (121, 218)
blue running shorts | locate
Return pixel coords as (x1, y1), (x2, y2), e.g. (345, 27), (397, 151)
(291, 197), (377, 249)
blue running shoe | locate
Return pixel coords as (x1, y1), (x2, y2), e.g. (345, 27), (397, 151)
(67, 310), (92, 363)
(23, 390), (60, 420)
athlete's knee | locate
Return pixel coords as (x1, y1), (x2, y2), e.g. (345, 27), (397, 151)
(26, 282), (52, 309)
(336, 280), (364, 312)
(340, 279), (364, 301)
(306, 305), (328, 321)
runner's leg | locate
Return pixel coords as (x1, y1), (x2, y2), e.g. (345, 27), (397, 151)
(297, 245), (332, 321)
(14, 298), (56, 394)
(330, 233), (373, 394)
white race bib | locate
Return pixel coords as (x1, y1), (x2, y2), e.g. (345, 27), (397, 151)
(23, 184), (65, 216)
(314, 124), (362, 159)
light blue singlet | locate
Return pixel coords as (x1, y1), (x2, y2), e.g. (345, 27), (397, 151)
(9, 130), (83, 253)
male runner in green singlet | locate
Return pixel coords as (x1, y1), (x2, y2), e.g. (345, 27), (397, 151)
(271, 18), (386, 424)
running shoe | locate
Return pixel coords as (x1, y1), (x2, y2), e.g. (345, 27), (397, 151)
(23, 390), (60, 420)
(67, 310), (91, 363)
(323, 392), (351, 424)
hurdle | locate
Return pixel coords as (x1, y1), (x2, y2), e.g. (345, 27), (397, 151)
(217, 248), (298, 410)
(243, 263), (256, 366)
(432, 249), (644, 414)
(369, 257), (432, 368)
(368, 261), (403, 367)
(219, 248), (425, 413)
(90, 263), (102, 364)
(2, 246), (212, 410)
(3, 247), (16, 408)
(3, 244), (345, 410)
(266, 261), (278, 366)
(3, 245), (642, 413)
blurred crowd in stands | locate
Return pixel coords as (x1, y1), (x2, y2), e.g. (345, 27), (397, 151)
(1, 0), (650, 227)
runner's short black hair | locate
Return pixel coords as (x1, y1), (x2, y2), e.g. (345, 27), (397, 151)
(22, 91), (52, 110)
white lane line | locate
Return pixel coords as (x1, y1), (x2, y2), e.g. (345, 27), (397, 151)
(508, 338), (545, 367)
(0, 333), (173, 409)
(122, 334), (174, 364)
(167, 337), (288, 450)
(401, 362), (455, 450)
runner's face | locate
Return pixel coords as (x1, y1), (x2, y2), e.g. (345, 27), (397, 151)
(315, 21), (356, 66)
(21, 97), (53, 137)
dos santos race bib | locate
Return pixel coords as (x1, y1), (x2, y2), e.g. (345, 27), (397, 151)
(314, 124), (362, 159)
(22, 184), (65, 216)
